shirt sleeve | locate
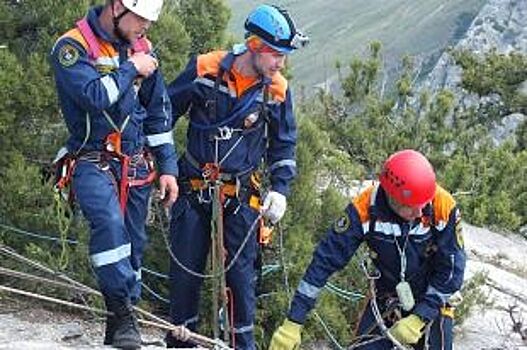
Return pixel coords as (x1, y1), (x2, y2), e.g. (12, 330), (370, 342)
(50, 37), (138, 112)
(139, 69), (178, 176)
(413, 208), (466, 322)
(288, 203), (365, 324)
(266, 88), (297, 196)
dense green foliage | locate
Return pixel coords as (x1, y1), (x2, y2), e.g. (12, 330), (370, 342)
(0, 1), (526, 349)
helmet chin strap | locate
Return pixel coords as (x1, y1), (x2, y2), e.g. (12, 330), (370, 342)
(111, 0), (131, 43)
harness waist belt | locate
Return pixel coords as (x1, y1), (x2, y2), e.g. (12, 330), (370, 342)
(189, 178), (238, 197)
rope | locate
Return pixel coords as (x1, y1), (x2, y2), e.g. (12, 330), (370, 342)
(0, 285), (232, 350)
(0, 244), (97, 294)
(0, 243), (232, 349)
(0, 267), (94, 294)
(141, 282), (169, 304)
(155, 199), (262, 279)
(0, 222), (78, 245)
(326, 282), (365, 302)
(142, 267), (168, 279)
(53, 192), (72, 270)
(0, 223), (172, 280)
(313, 311), (347, 350)
(359, 257), (413, 350)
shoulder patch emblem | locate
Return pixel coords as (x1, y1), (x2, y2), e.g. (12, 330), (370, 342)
(58, 44), (79, 67)
(333, 214), (351, 234)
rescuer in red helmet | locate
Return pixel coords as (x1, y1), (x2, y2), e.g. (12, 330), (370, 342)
(269, 149), (466, 350)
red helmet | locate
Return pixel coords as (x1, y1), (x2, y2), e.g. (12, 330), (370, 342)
(379, 149), (436, 207)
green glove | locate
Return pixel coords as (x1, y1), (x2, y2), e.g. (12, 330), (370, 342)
(268, 319), (302, 350)
(388, 314), (425, 345)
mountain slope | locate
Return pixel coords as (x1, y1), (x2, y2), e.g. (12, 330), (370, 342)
(226, 0), (486, 90)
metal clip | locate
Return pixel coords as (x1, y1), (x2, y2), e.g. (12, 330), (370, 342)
(197, 186), (213, 204)
(216, 126), (233, 140)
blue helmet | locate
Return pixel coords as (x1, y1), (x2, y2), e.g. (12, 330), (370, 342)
(244, 4), (309, 54)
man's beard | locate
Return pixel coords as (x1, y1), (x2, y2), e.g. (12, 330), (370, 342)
(114, 25), (131, 44)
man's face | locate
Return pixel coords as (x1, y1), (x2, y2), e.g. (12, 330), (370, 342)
(254, 49), (287, 78)
(387, 195), (425, 221)
(114, 2), (152, 43)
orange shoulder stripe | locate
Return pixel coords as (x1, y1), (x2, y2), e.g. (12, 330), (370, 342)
(352, 185), (375, 224)
(59, 28), (118, 58)
(432, 184), (456, 223)
(197, 51), (228, 77)
(59, 28), (89, 50)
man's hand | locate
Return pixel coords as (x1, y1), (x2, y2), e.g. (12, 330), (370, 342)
(158, 174), (178, 207)
(268, 319), (302, 350)
(261, 191), (287, 224)
(388, 314), (425, 345)
(128, 52), (158, 77)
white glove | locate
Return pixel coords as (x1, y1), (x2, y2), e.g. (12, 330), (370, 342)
(262, 191), (287, 224)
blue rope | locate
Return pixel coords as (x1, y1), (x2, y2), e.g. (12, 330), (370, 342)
(0, 223), (78, 245)
(0, 222), (173, 281)
(325, 282), (365, 301)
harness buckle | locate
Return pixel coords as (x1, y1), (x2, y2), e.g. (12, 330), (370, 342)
(104, 131), (123, 156)
(197, 187), (213, 204)
(202, 163), (221, 183)
(216, 126), (234, 140)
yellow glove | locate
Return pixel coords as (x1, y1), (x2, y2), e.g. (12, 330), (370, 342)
(268, 319), (302, 350)
(388, 314), (425, 345)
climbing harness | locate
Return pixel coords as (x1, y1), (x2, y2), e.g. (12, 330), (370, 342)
(167, 50), (278, 345)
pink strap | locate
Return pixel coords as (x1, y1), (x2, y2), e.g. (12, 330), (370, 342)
(76, 18), (101, 60)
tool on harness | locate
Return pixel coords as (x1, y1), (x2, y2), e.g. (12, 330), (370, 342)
(102, 120), (157, 213)
(248, 172), (275, 246)
(53, 147), (77, 204)
(50, 151), (76, 271)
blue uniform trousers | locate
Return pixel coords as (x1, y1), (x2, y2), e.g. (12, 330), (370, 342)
(167, 192), (259, 350)
(353, 299), (453, 350)
(72, 157), (152, 303)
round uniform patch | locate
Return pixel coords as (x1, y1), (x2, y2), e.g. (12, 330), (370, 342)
(333, 214), (351, 234)
(58, 44), (79, 67)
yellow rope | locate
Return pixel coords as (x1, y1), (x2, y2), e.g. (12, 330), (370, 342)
(53, 191), (72, 270)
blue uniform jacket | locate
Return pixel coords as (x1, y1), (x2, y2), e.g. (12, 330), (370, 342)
(289, 183), (466, 324)
(50, 6), (177, 176)
(167, 47), (297, 195)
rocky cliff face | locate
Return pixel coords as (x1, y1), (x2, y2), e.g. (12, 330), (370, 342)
(420, 0), (527, 144)
(423, 0), (527, 93)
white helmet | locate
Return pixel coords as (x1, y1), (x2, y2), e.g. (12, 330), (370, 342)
(121, 0), (164, 22)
